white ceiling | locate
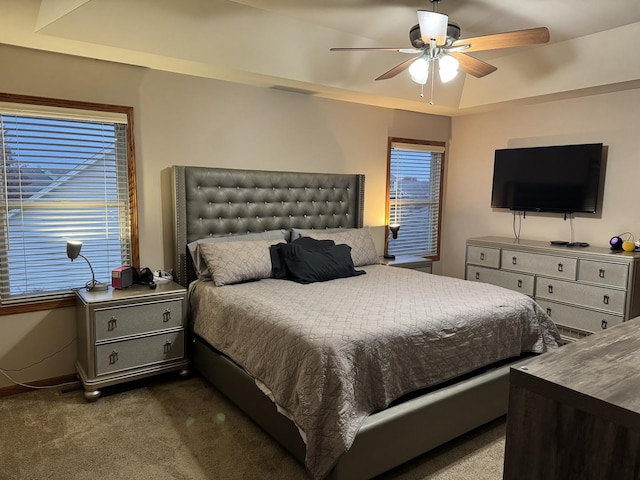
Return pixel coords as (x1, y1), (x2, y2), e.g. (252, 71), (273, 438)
(2, 0), (640, 116)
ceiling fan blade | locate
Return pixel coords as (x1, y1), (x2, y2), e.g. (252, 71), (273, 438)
(330, 47), (420, 53)
(452, 27), (549, 53)
(376, 56), (418, 81)
(450, 52), (497, 78)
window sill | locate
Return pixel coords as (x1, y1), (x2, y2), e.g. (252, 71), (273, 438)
(0, 296), (76, 315)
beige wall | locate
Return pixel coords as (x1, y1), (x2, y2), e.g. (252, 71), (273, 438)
(0, 45), (450, 387)
(5, 42), (639, 389)
(443, 89), (640, 278)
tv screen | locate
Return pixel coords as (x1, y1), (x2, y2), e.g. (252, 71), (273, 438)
(491, 143), (604, 213)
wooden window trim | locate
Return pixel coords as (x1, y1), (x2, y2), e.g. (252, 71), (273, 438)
(0, 92), (139, 315)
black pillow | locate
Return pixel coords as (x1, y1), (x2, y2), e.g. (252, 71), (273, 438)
(271, 237), (365, 284)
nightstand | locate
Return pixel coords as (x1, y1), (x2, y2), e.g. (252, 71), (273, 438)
(381, 255), (432, 273)
(74, 281), (189, 401)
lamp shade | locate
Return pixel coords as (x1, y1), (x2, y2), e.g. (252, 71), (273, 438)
(439, 55), (459, 83)
(67, 241), (82, 261)
(409, 57), (430, 85)
(417, 10), (448, 45)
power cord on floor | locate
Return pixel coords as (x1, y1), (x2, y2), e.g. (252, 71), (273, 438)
(0, 337), (80, 390)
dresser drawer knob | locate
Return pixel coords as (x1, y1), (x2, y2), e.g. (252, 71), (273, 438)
(109, 350), (119, 365)
(599, 268), (606, 278)
(546, 307), (552, 316)
(512, 256), (517, 265)
(107, 317), (117, 331)
(163, 341), (172, 354)
(557, 263), (563, 272)
(475, 272), (480, 280)
(601, 319), (608, 329)
(480, 252), (485, 261)
(517, 279), (523, 288)
(548, 285), (554, 294)
(603, 295), (609, 305)
(163, 309), (172, 322)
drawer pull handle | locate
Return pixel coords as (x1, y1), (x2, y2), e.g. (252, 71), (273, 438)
(163, 309), (171, 322)
(517, 279), (523, 288)
(546, 307), (552, 316)
(548, 285), (554, 294)
(603, 295), (609, 305)
(601, 319), (608, 329)
(512, 256), (517, 265)
(109, 350), (118, 365)
(163, 341), (172, 354)
(599, 268), (606, 278)
(557, 263), (563, 272)
(480, 252), (485, 261)
(475, 272), (480, 280)
(107, 317), (117, 331)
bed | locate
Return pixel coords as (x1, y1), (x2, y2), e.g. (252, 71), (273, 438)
(171, 165), (561, 480)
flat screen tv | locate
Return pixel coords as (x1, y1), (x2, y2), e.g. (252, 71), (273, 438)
(491, 143), (604, 213)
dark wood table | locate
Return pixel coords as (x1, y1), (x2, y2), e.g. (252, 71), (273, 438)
(503, 318), (640, 480)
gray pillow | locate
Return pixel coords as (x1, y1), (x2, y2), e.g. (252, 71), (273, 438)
(291, 227), (379, 267)
(199, 239), (286, 286)
(188, 229), (288, 280)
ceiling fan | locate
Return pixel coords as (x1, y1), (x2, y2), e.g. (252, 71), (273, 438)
(330, 0), (549, 103)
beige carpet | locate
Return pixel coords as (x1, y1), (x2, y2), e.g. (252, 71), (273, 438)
(0, 375), (505, 480)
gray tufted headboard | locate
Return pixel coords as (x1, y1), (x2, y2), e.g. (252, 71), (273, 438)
(171, 166), (365, 286)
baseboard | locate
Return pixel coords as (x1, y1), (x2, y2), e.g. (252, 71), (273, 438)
(0, 374), (79, 398)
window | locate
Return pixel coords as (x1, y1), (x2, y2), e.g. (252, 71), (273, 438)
(385, 137), (445, 260)
(0, 94), (138, 313)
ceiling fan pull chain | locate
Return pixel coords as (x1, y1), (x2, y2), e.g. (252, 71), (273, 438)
(420, 82), (424, 98)
(429, 68), (435, 105)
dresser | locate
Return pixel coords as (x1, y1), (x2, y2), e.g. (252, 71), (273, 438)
(465, 236), (640, 341)
(75, 281), (188, 401)
(503, 317), (640, 480)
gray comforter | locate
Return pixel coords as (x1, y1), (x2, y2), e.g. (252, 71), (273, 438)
(189, 265), (561, 479)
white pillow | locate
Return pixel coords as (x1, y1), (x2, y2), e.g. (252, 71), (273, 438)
(199, 239), (285, 286)
(292, 227), (379, 267)
(188, 230), (288, 280)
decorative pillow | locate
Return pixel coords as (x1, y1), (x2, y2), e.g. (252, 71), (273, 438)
(188, 230), (288, 280)
(291, 227), (379, 267)
(271, 239), (365, 284)
(199, 239), (285, 286)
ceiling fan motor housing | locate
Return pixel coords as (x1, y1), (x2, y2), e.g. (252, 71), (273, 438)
(411, 21), (461, 48)
(410, 24), (424, 48)
(447, 22), (461, 42)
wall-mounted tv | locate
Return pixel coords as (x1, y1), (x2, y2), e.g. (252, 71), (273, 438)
(491, 143), (604, 214)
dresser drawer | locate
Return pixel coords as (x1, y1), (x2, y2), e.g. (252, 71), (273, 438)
(466, 246), (500, 268)
(502, 250), (577, 280)
(536, 299), (623, 334)
(466, 265), (534, 296)
(95, 329), (185, 375)
(578, 260), (628, 288)
(536, 277), (625, 314)
(94, 299), (183, 341)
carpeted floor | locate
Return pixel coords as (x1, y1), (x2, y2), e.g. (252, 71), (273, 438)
(0, 374), (506, 480)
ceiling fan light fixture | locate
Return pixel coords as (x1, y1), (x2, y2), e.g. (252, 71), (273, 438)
(409, 57), (429, 84)
(417, 10), (448, 45)
(438, 54), (459, 83)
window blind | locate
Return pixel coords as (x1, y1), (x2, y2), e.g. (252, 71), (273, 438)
(387, 141), (444, 257)
(0, 111), (132, 304)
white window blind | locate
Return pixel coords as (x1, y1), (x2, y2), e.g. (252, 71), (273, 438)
(0, 110), (132, 304)
(387, 140), (444, 258)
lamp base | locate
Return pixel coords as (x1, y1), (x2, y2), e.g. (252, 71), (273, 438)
(87, 281), (109, 292)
